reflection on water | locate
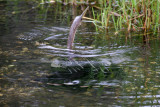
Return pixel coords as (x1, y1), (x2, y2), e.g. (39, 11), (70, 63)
(1, 1), (160, 107)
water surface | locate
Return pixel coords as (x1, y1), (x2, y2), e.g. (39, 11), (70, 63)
(0, 1), (160, 107)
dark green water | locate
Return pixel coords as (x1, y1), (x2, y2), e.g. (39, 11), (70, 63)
(1, 1), (160, 107)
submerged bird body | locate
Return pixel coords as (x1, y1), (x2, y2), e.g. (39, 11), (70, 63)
(67, 6), (89, 49)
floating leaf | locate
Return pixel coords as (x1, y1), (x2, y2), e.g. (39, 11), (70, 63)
(12, 60), (17, 62)
(137, 58), (145, 62)
(150, 62), (157, 64)
(8, 65), (15, 67)
(16, 41), (23, 44)
(35, 41), (40, 46)
(0, 93), (3, 96)
(22, 47), (29, 52)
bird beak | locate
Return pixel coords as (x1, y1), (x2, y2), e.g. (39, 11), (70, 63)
(81, 6), (89, 19)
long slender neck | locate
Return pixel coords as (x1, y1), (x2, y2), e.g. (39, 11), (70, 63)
(67, 6), (89, 49)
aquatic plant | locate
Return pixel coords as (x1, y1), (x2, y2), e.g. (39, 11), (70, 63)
(39, 0), (159, 33)
(53, 0), (90, 5)
(92, 0), (160, 34)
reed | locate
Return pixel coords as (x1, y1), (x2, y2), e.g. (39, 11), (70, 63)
(50, 0), (159, 33)
(92, 0), (160, 34)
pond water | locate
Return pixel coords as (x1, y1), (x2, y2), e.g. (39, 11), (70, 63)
(1, 1), (160, 107)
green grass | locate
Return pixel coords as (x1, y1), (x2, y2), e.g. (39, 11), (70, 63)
(91, 0), (160, 34)
(39, 0), (159, 34)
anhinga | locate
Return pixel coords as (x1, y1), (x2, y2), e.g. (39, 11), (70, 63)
(67, 6), (89, 49)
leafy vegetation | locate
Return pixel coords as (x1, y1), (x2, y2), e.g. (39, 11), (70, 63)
(45, 0), (159, 34)
(9, 0), (160, 34)
(92, 0), (160, 34)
